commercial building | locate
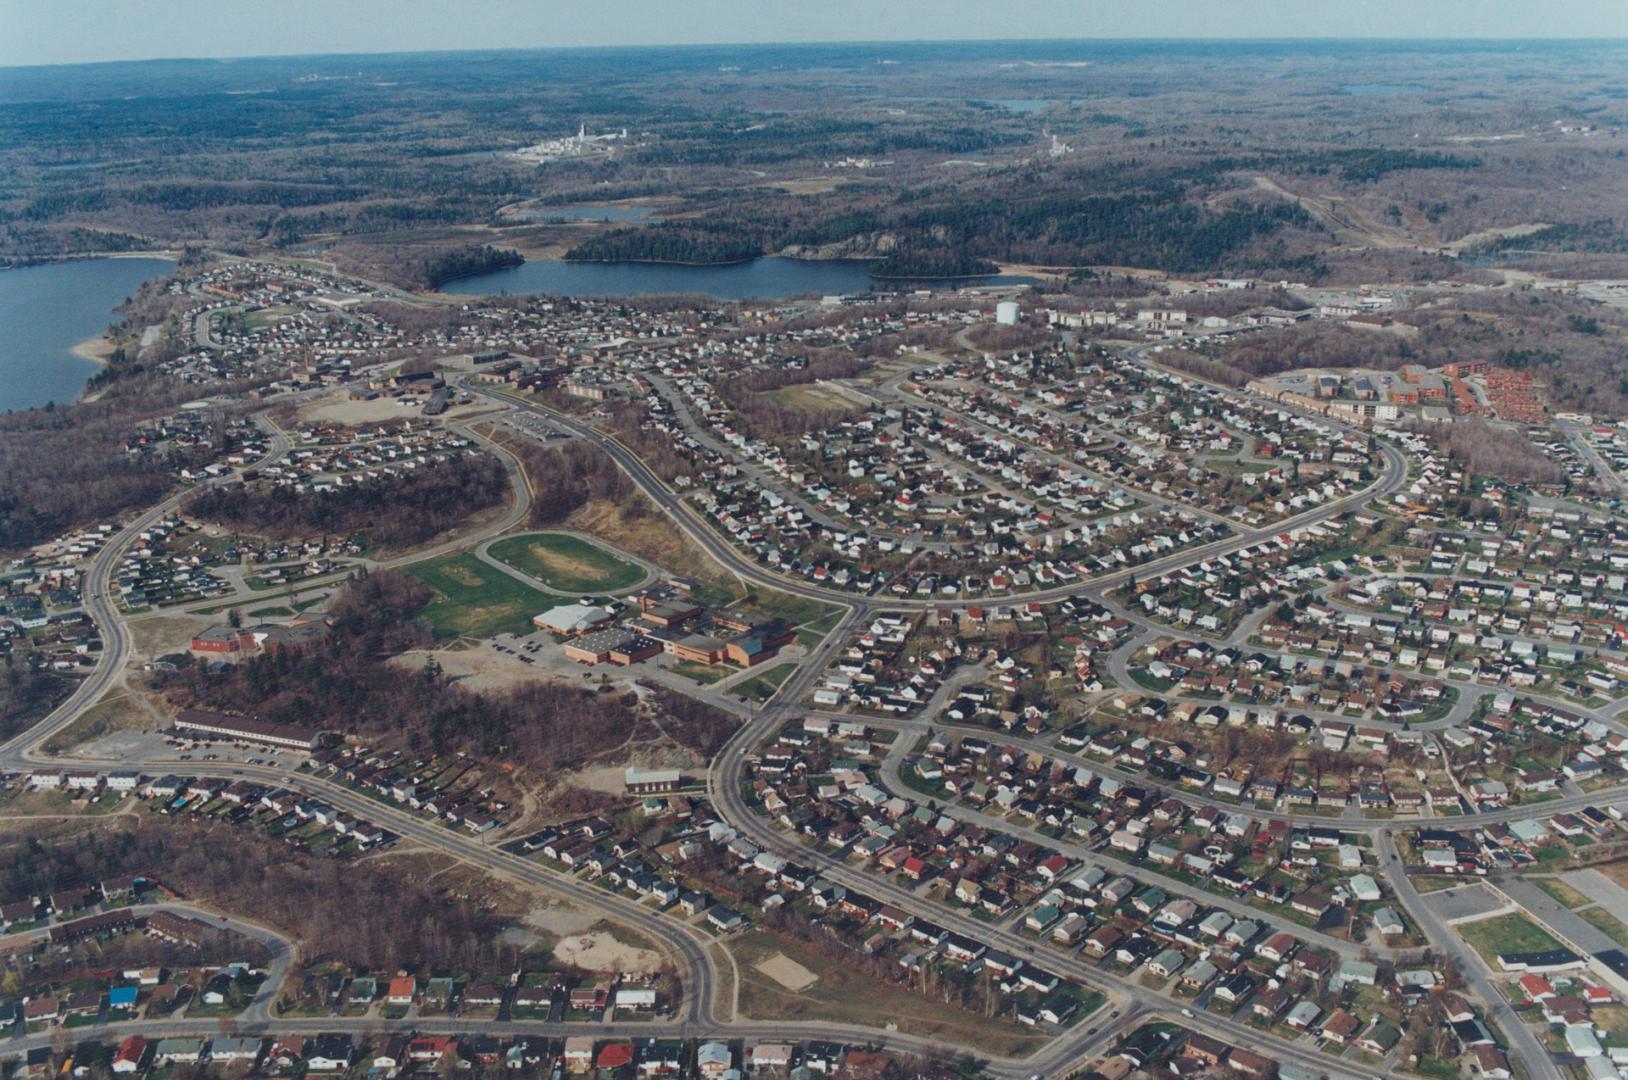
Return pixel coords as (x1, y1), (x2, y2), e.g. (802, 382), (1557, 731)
(189, 626), (250, 654)
(171, 708), (324, 751)
(625, 767), (682, 794)
(533, 605), (613, 635)
(563, 629), (636, 665)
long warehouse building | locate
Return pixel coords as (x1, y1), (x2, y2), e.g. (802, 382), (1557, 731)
(171, 708), (324, 751)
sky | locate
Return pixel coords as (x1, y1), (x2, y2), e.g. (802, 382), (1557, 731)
(5, 0), (1627, 68)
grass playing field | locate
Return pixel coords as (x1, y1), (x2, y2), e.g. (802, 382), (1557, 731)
(486, 532), (646, 594)
(406, 553), (556, 640)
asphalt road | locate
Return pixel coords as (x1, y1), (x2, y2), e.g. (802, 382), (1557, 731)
(1377, 831), (1556, 1078)
(0, 353), (1575, 1079)
(464, 380), (1412, 614)
(0, 901), (293, 1024)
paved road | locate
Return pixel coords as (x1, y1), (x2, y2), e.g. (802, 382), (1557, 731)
(1491, 875), (1620, 954)
(122, 417), (532, 625)
(0, 415), (290, 764)
(463, 380), (1412, 615)
(871, 724), (1406, 962)
(1378, 832), (1558, 1079)
(0, 901), (293, 1024)
(1560, 421), (1625, 493)
(0, 348), (1574, 1080)
(21, 755), (721, 1033)
(702, 612), (1384, 1080)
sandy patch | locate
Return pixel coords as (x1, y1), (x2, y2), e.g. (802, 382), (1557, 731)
(1442, 222), (1553, 254)
(391, 637), (650, 698)
(71, 335), (116, 364)
(754, 952), (818, 992)
(527, 546), (615, 585)
(994, 261), (1080, 278)
(552, 930), (663, 975)
(765, 381), (873, 412)
(500, 926), (545, 950)
(569, 765), (636, 797)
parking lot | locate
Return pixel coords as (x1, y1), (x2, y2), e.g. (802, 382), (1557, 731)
(1427, 881), (1508, 923)
(70, 728), (308, 774)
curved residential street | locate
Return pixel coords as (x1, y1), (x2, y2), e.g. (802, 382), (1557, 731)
(0, 341), (1587, 1080)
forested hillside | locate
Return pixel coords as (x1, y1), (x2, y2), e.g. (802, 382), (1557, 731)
(185, 453), (508, 550)
(152, 570), (736, 774)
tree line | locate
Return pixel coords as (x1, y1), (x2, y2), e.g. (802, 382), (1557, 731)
(184, 453), (508, 551)
(870, 248), (1000, 280)
(713, 352), (870, 440)
(566, 223), (763, 266)
(566, 176), (1318, 277)
(506, 437), (645, 527)
(1, 817), (513, 975)
(0, 667), (76, 743)
(1, 406), (224, 552)
(152, 570), (734, 775)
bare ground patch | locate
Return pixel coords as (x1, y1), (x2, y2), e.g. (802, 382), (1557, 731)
(43, 689), (153, 754)
(754, 951), (818, 992)
(525, 903), (600, 938)
(127, 614), (211, 662)
(552, 928), (664, 975)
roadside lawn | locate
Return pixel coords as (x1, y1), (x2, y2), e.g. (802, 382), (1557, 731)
(733, 663), (797, 703)
(734, 585), (841, 628)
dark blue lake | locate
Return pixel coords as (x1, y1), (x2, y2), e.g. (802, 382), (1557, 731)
(439, 257), (884, 300)
(0, 256), (174, 412)
(441, 257), (1040, 300)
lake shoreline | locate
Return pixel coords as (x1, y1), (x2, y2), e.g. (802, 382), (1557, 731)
(0, 256), (172, 412)
(870, 270), (1001, 282)
(0, 250), (180, 271)
(558, 255), (761, 269)
(435, 254), (882, 301)
(70, 335), (115, 366)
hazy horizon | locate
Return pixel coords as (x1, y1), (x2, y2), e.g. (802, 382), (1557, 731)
(6, 0), (1628, 69)
(7, 34), (1628, 73)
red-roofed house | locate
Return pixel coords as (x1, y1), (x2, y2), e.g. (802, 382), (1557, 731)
(1518, 974), (1554, 1002)
(597, 1042), (634, 1071)
(112, 1036), (148, 1075)
(407, 1037), (456, 1064)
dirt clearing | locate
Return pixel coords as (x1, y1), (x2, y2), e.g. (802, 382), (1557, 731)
(127, 614), (210, 662)
(525, 903), (600, 937)
(552, 928), (664, 974)
(754, 952), (818, 992)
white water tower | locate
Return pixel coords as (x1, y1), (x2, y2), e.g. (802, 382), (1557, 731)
(995, 301), (1020, 326)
